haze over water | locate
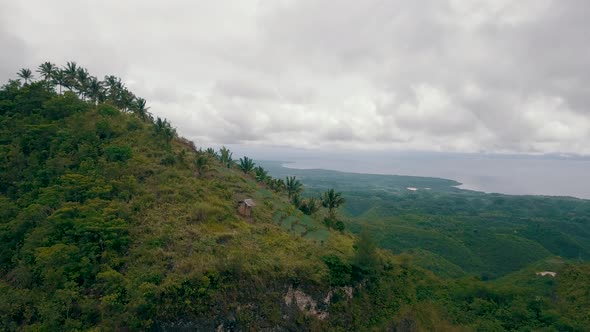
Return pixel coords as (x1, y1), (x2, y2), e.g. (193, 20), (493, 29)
(229, 146), (590, 200)
(283, 154), (590, 200)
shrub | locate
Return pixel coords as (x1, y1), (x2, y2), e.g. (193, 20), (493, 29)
(323, 255), (352, 286)
(105, 145), (133, 162)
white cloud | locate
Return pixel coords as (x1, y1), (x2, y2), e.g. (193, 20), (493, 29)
(1, 0), (589, 155)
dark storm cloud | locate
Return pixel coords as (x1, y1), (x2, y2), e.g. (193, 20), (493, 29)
(1, 0), (589, 154)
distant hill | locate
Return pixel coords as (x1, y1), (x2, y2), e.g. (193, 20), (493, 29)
(262, 161), (590, 279)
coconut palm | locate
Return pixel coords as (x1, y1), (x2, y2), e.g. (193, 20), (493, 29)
(285, 176), (303, 199)
(62, 61), (78, 91)
(195, 155), (210, 177)
(321, 189), (345, 219)
(76, 67), (90, 99)
(154, 117), (176, 142)
(219, 146), (233, 168)
(52, 70), (66, 94)
(119, 88), (135, 112)
(299, 197), (320, 215)
(271, 178), (285, 192)
(238, 156), (256, 174)
(104, 75), (123, 101)
(17, 68), (34, 85)
(87, 77), (104, 104)
(205, 147), (218, 158)
(254, 166), (269, 183)
(134, 97), (151, 120)
(291, 194), (303, 208)
(37, 62), (56, 87)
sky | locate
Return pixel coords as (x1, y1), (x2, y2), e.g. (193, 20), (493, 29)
(1, 0), (589, 155)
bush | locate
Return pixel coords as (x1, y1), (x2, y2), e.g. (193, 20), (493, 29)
(105, 145), (133, 162)
(324, 217), (345, 231)
(98, 103), (119, 117)
(323, 255), (352, 286)
(43, 92), (89, 119)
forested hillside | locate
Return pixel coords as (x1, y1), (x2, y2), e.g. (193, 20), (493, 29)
(263, 162), (590, 279)
(1, 64), (589, 331)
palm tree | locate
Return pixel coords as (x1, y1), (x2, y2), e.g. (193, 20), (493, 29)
(62, 61), (78, 91)
(299, 197), (320, 215)
(195, 155), (210, 177)
(291, 194), (303, 208)
(271, 178), (285, 192)
(37, 62), (56, 87)
(17, 68), (34, 85)
(238, 156), (256, 174)
(205, 147), (218, 158)
(119, 88), (135, 111)
(254, 166), (268, 183)
(133, 98), (150, 120)
(76, 67), (90, 99)
(52, 70), (66, 94)
(104, 75), (122, 101)
(321, 189), (345, 219)
(219, 146), (233, 168)
(154, 117), (176, 142)
(285, 176), (303, 199)
(87, 77), (104, 104)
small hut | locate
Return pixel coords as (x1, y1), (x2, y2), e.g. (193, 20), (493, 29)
(238, 199), (256, 217)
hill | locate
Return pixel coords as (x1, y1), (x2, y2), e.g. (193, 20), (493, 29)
(261, 162), (590, 279)
(1, 64), (589, 331)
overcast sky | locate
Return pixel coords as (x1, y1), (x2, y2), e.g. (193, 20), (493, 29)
(1, 0), (589, 155)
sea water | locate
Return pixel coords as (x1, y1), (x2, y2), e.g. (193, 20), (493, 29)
(227, 145), (590, 199)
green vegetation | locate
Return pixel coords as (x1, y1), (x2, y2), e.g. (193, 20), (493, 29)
(263, 161), (590, 279)
(322, 189), (345, 220)
(1, 64), (589, 330)
(285, 175), (303, 199)
(219, 146), (233, 168)
(238, 156), (256, 174)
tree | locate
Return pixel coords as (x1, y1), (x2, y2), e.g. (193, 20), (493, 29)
(17, 68), (34, 85)
(254, 166), (268, 183)
(154, 117), (176, 143)
(52, 70), (66, 94)
(134, 98), (151, 120)
(63, 61), (78, 91)
(321, 189), (345, 219)
(323, 255), (352, 286)
(205, 147), (218, 158)
(195, 155), (210, 177)
(353, 229), (379, 275)
(270, 178), (285, 192)
(37, 62), (56, 85)
(291, 194), (303, 209)
(118, 88), (135, 112)
(238, 156), (255, 174)
(299, 197), (320, 215)
(87, 77), (104, 104)
(285, 176), (303, 199)
(219, 146), (233, 168)
(104, 75), (123, 102)
(76, 67), (90, 99)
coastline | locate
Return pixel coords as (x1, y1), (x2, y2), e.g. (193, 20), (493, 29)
(277, 160), (590, 200)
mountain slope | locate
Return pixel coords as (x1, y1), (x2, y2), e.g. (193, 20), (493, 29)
(1, 73), (589, 331)
(0, 79), (447, 331)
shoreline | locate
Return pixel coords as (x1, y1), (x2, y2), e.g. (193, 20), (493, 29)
(278, 161), (589, 201)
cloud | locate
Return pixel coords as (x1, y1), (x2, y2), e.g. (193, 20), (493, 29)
(2, 0), (589, 154)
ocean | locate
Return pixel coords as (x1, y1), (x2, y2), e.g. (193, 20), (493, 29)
(227, 145), (590, 200)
